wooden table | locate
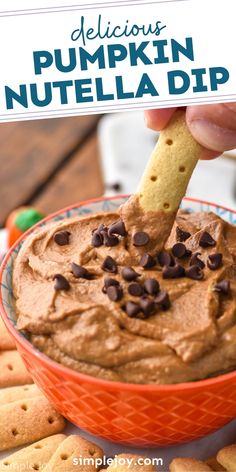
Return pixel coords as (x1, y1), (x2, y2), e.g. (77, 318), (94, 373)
(0, 115), (104, 226)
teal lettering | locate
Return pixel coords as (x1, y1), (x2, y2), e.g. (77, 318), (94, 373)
(96, 78), (114, 100)
(135, 73), (158, 97)
(53, 81), (73, 104)
(30, 83), (52, 107)
(33, 51), (53, 75)
(153, 40), (169, 64)
(116, 76), (134, 98)
(55, 48), (76, 73)
(171, 37), (194, 62)
(5, 85), (28, 109)
(210, 67), (229, 90)
(129, 42), (152, 66)
(168, 70), (190, 94)
(108, 44), (128, 68)
(75, 79), (93, 102)
(79, 46), (105, 71)
(192, 68), (208, 92)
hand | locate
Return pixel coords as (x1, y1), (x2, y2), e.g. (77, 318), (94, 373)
(144, 103), (236, 159)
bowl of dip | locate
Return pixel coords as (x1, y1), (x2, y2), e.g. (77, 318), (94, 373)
(1, 195), (236, 446)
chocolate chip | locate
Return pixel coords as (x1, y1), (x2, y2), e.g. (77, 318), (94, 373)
(101, 230), (119, 247)
(128, 282), (144, 297)
(185, 249), (192, 257)
(91, 231), (103, 247)
(172, 242), (190, 258)
(190, 252), (205, 269)
(139, 253), (156, 269)
(125, 301), (141, 318)
(103, 277), (120, 294)
(176, 226), (191, 242)
(108, 219), (126, 237)
(140, 297), (155, 317)
(133, 231), (150, 246)
(122, 267), (140, 282)
(71, 263), (91, 279)
(144, 278), (160, 295)
(155, 290), (171, 310)
(207, 253), (223, 271)
(199, 231), (216, 248)
(162, 264), (185, 279)
(107, 285), (123, 302)
(92, 224), (120, 247)
(214, 280), (230, 295)
(101, 256), (117, 274)
(53, 274), (70, 291)
(185, 265), (204, 280)
(158, 251), (174, 267)
(54, 231), (70, 246)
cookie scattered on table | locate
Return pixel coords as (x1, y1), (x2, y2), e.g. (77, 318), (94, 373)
(0, 350), (32, 387)
(1, 434), (234, 471)
(0, 383), (41, 406)
(170, 458), (213, 471)
(170, 442), (236, 471)
(0, 434), (66, 471)
(0, 318), (33, 387)
(0, 317), (15, 351)
(0, 433), (104, 471)
(46, 435), (103, 471)
(0, 387), (65, 451)
(216, 443), (236, 471)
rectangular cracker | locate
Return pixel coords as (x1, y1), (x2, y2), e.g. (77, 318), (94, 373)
(0, 317), (15, 350)
(217, 444), (236, 472)
(46, 435), (103, 471)
(0, 384), (41, 406)
(170, 458), (213, 471)
(0, 434), (66, 471)
(0, 350), (33, 387)
(0, 395), (65, 451)
(137, 110), (202, 213)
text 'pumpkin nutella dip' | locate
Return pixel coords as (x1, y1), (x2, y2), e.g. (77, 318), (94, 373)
(13, 112), (236, 384)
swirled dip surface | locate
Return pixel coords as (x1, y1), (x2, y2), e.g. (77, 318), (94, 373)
(13, 198), (236, 384)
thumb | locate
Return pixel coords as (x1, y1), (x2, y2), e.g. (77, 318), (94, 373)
(186, 103), (236, 153)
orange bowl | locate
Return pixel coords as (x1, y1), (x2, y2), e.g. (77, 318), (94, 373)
(1, 195), (236, 447)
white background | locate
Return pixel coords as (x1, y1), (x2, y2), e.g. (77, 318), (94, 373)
(0, 0), (235, 121)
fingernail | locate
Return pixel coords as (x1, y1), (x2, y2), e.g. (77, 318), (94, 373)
(189, 119), (236, 152)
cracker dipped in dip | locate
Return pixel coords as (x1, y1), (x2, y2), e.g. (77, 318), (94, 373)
(13, 112), (236, 384)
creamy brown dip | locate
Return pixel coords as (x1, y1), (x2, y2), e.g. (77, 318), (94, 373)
(13, 197), (236, 384)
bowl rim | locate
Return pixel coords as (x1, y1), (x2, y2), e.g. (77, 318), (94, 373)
(1, 194), (236, 393)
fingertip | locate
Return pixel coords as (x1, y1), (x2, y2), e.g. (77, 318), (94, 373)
(144, 108), (177, 131)
(199, 149), (221, 160)
(186, 104), (236, 153)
